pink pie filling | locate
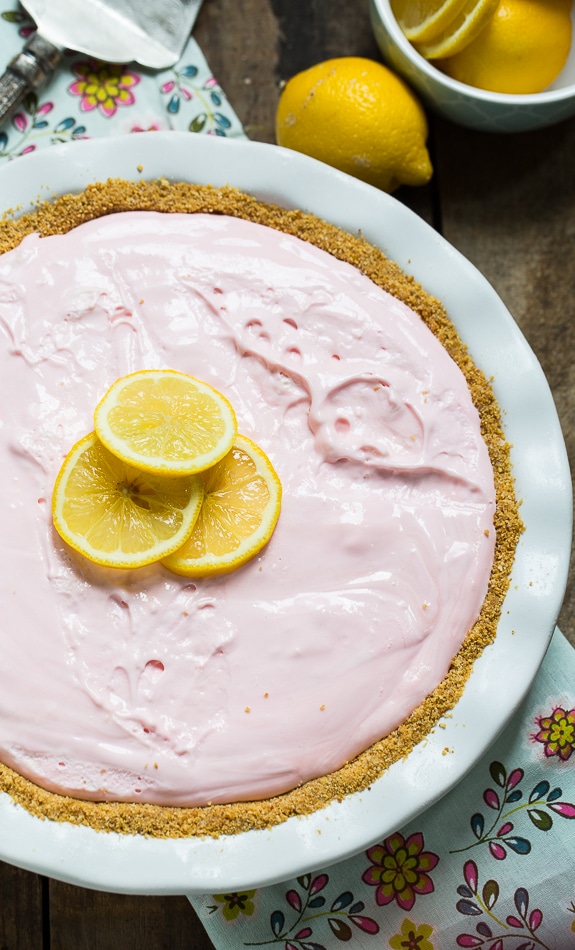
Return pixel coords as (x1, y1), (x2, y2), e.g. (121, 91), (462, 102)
(0, 211), (495, 806)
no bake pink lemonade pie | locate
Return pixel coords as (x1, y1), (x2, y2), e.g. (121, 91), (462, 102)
(0, 180), (521, 837)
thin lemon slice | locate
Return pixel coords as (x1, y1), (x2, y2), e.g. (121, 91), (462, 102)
(94, 370), (237, 477)
(414, 0), (500, 58)
(163, 435), (282, 578)
(391, 0), (469, 43)
(52, 432), (204, 569)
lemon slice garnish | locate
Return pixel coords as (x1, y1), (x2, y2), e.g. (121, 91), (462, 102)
(52, 432), (203, 569)
(94, 369), (237, 477)
(163, 435), (282, 578)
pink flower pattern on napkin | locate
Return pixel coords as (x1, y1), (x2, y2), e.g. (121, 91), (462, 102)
(68, 61), (140, 117)
(362, 832), (439, 911)
(0, 3), (244, 158)
(532, 705), (575, 761)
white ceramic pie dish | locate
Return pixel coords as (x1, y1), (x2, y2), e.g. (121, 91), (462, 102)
(0, 132), (571, 895)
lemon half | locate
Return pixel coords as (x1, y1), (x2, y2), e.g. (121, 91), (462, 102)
(436, 0), (572, 93)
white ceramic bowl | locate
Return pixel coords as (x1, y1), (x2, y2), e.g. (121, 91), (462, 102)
(370, 0), (575, 132)
(0, 133), (571, 894)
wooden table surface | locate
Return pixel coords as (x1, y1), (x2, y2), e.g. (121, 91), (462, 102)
(1, 1), (574, 946)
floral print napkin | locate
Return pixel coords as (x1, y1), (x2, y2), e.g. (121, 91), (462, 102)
(190, 628), (575, 949)
(0, 1), (245, 158)
(1, 6), (574, 949)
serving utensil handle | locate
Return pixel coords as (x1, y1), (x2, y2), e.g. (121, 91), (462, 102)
(0, 33), (62, 127)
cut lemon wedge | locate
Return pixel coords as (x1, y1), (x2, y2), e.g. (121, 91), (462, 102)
(94, 369), (237, 477)
(52, 432), (204, 569)
(162, 434), (282, 578)
(391, 0), (469, 43)
(413, 0), (500, 58)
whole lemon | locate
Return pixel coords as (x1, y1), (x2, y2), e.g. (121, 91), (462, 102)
(437, 0), (572, 94)
(275, 57), (432, 193)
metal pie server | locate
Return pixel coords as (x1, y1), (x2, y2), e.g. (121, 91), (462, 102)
(0, 0), (205, 125)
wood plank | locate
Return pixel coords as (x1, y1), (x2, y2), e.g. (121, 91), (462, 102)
(0, 866), (215, 950)
(195, 0), (280, 144)
(0, 862), (44, 950)
(48, 881), (213, 950)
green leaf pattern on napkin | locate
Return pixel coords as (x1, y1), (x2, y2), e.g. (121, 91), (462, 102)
(0, 2), (245, 158)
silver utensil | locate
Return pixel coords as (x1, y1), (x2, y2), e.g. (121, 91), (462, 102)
(0, 0), (204, 125)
